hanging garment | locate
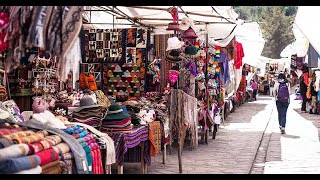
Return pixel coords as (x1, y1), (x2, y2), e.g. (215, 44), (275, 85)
(235, 42), (244, 69)
(168, 89), (198, 150)
(58, 6), (83, 82)
(86, 73), (98, 91)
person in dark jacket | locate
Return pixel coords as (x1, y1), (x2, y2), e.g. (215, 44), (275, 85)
(299, 76), (308, 113)
(310, 74), (318, 114)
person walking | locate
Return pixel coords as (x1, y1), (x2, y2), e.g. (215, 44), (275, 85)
(299, 76), (308, 113)
(273, 73), (290, 134)
(250, 80), (259, 101)
(269, 79), (274, 97)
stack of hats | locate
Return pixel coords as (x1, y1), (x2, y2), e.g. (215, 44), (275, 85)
(71, 96), (103, 129)
(179, 17), (198, 40)
(101, 103), (133, 133)
(165, 37), (184, 62)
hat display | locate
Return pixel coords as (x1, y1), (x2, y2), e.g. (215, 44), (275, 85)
(179, 17), (195, 31)
(166, 37), (184, 51)
(165, 49), (182, 62)
(105, 103), (131, 120)
(181, 27), (198, 39)
(72, 96), (101, 112)
(166, 22), (180, 31)
(185, 46), (197, 55)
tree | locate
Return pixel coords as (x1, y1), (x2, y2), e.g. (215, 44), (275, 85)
(261, 7), (295, 59)
(233, 6), (297, 59)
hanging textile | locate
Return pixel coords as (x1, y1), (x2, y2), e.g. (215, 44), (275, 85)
(168, 89), (198, 150)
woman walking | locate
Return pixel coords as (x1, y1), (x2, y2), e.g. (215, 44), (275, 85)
(273, 73), (290, 134)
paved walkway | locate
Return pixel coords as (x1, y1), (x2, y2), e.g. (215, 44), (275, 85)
(123, 95), (274, 174)
(263, 94), (320, 174)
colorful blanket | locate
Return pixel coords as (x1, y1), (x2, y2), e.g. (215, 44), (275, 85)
(0, 155), (41, 173)
(35, 148), (60, 166)
(0, 144), (30, 160)
(41, 160), (61, 174)
(111, 126), (150, 165)
(0, 137), (13, 149)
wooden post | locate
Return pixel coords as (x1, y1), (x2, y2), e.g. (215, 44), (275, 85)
(178, 131), (183, 173)
(117, 164), (123, 174)
(140, 142), (145, 174)
(162, 143), (167, 165)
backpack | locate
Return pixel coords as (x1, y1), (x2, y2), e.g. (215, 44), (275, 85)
(277, 82), (289, 102)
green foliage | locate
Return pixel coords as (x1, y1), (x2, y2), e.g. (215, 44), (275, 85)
(233, 6), (297, 59)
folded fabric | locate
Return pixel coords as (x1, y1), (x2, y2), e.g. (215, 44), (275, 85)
(11, 129), (48, 144)
(4, 130), (35, 140)
(12, 134), (45, 144)
(60, 160), (72, 174)
(35, 148), (60, 166)
(52, 143), (70, 155)
(60, 152), (73, 161)
(29, 143), (44, 154)
(82, 144), (93, 174)
(14, 165), (42, 174)
(90, 146), (104, 174)
(47, 117), (67, 129)
(44, 135), (62, 146)
(0, 127), (27, 136)
(73, 131), (88, 138)
(0, 155), (41, 173)
(86, 139), (96, 146)
(0, 144), (30, 161)
(0, 137), (13, 149)
(41, 160), (61, 174)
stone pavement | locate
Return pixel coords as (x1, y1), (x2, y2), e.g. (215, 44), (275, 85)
(121, 95), (275, 174)
(263, 94), (320, 174)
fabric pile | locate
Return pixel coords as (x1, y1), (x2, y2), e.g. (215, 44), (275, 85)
(62, 125), (104, 174)
(0, 122), (79, 174)
(101, 103), (133, 133)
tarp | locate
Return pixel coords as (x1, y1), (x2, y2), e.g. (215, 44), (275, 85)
(294, 6), (320, 54)
(235, 22), (265, 67)
(84, 6), (243, 47)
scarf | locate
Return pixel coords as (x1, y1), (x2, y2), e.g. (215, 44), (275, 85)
(27, 6), (47, 48)
(52, 142), (70, 155)
(58, 6), (82, 82)
(43, 6), (62, 56)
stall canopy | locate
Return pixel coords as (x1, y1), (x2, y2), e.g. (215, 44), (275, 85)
(235, 22), (265, 67)
(83, 6), (244, 47)
(281, 23), (309, 58)
(294, 6), (320, 54)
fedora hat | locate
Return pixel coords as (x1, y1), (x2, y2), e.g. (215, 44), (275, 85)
(72, 96), (101, 112)
(179, 17), (195, 31)
(166, 22), (180, 31)
(181, 27), (198, 39)
(105, 103), (130, 120)
(166, 37), (184, 51)
(165, 49), (182, 62)
(185, 46), (197, 56)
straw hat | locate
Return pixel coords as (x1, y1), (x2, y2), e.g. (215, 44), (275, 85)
(179, 17), (195, 31)
(166, 37), (184, 51)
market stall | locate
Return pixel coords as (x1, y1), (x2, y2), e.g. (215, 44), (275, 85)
(0, 5), (265, 174)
